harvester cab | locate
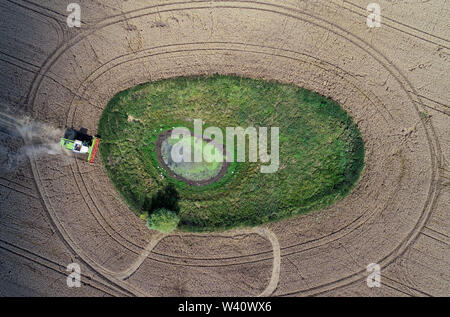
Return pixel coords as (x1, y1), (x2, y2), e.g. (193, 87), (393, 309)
(61, 127), (101, 163)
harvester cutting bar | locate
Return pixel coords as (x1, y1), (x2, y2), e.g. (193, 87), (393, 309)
(88, 137), (100, 163)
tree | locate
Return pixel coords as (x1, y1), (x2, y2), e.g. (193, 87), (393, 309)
(147, 208), (180, 233)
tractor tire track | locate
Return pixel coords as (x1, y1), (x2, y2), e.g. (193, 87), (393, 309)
(0, 238), (127, 297)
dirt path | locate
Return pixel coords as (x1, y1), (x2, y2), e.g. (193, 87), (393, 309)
(256, 228), (281, 297)
(114, 233), (166, 281)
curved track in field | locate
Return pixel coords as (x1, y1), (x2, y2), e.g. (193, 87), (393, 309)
(0, 0), (448, 296)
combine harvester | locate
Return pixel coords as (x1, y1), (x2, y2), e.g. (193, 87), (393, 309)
(60, 128), (100, 163)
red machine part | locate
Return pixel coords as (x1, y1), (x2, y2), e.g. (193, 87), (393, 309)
(89, 139), (100, 163)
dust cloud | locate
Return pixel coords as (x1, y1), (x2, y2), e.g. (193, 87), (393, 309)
(0, 113), (73, 173)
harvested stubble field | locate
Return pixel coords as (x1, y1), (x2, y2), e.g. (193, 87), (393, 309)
(0, 0), (448, 297)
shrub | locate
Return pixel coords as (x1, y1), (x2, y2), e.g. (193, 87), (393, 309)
(146, 208), (180, 233)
